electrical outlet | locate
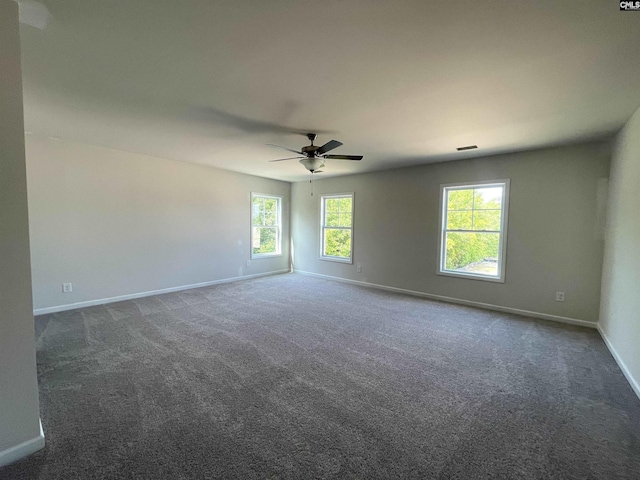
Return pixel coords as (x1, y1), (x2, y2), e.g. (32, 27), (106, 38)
(246, 260), (251, 267)
(62, 282), (73, 293)
(356, 264), (362, 273)
(555, 291), (565, 302)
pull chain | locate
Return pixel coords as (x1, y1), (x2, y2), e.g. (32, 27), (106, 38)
(310, 172), (314, 196)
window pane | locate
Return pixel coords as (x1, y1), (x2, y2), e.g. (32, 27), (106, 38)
(252, 195), (281, 257)
(444, 232), (500, 275)
(448, 189), (473, 210)
(474, 187), (503, 209)
(252, 198), (264, 226)
(339, 197), (352, 215)
(253, 227), (277, 255)
(321, 194), (353, 261)
(324, 198), (340, 227)
(263, 198), (278, 226)
(323, 228), (352, 258)
(326, 198), (340, 213)
(339, 212), (352, 228)
(447, 211), (472, 230)
(440, 182), (508, 280)
(325, 211), (340, 227)
(473, 209), (501, 231)
(324, 197), (352, 227)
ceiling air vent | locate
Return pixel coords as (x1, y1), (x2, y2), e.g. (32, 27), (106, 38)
(456, 145), (478, 151)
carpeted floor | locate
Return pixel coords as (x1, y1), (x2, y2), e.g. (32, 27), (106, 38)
(2, 273), (639, 479)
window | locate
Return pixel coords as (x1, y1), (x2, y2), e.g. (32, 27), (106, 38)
(320, 194), (354, 263)
(251, 193), (282, 258)
(439, 180), (509, 282)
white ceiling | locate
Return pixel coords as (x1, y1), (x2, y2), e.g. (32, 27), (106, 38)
(18, 0), (640, 182)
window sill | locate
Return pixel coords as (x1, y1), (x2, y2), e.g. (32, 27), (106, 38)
(319, 256), (353, 264)
(437, 270), (505, 283)
(251, 253), (283, 260)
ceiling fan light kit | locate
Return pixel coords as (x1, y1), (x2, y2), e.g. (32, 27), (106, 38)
(268, 133), (363, 173)
(300, 157), (325, 173)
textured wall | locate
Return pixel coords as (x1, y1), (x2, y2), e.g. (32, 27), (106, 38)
(0, 0), (42, 458)
(26, 135), (290, 310)
(599, 106), (640, 395)
(292, 143), (610, 323)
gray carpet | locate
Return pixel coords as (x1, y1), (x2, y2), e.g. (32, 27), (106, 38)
(2, 273), (639, 479)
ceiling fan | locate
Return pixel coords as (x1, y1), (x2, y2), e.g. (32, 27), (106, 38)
(268, 133), (363, 173)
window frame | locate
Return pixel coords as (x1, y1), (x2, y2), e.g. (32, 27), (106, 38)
(250, 192), (283, 259)
(319, 193), (355, 264)
(437, 180), (510, 283)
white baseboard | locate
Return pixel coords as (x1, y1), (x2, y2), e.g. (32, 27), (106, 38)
(33, 269), (290, 315)
(0, 419), (45, 467)
(597, 325), (640, 401)
(294, 270), (597, 329)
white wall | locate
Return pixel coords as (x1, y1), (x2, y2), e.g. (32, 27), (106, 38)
(0, 0), (44, 465)
(26, 135), (290, 311)
(292, 143), (610, 325)
(599, 106), (640, 397)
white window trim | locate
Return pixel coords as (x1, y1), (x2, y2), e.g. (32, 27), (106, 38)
(319, 193), (354, 264)
(437, 180), (510, 283)
(251, 192), (283, 259)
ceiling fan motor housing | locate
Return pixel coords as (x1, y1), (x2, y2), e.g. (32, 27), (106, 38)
(301, 145), (319, 156)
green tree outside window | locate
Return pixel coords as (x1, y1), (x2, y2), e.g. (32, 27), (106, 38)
(442, 184), (507, 278)
(322, 195), (353, 261)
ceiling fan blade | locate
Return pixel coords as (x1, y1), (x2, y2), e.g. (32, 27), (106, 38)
(313, 170), (324, 174)
(268, 156), (305, 162)
(323, 155), (363, 161)
(316, 140), (343, 156)
(266, 144), (303, 155)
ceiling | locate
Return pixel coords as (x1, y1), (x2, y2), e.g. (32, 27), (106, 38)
(17, 0), (640, 182)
